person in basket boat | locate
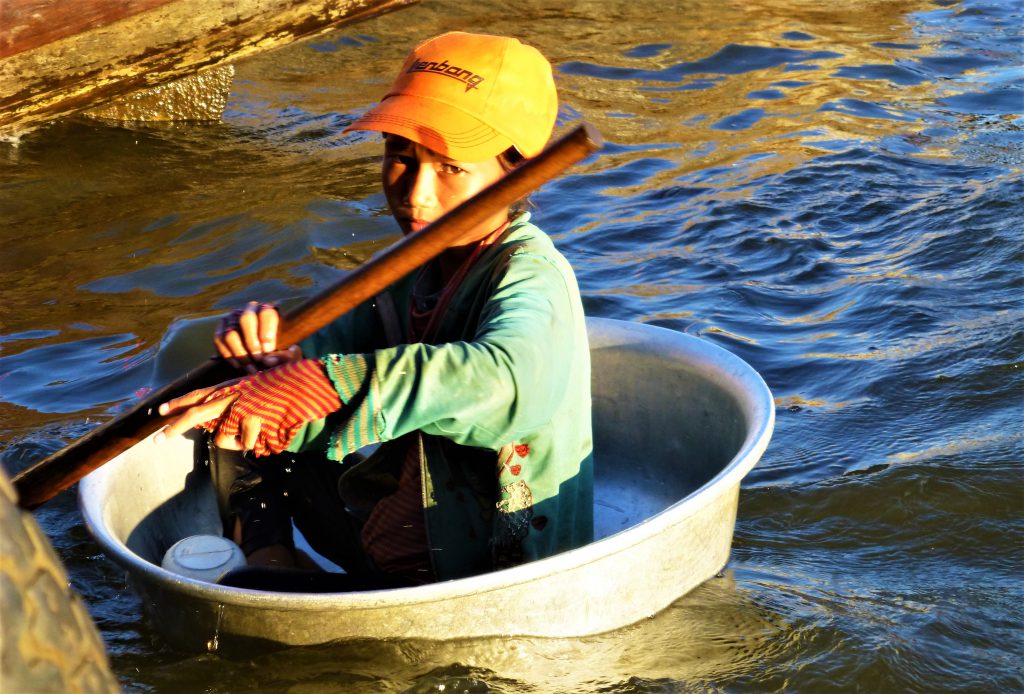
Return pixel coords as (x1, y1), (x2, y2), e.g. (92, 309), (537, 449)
(157, 31), (593, 590)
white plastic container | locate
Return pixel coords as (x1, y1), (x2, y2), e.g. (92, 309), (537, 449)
(161, 535), (246, 583)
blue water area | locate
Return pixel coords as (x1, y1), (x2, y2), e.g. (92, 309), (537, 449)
(0, 333), (153, 414)
(0, 0), (1021, 691)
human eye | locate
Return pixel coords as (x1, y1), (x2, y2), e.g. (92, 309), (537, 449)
(384, 153), (416, 168)
(439, 162), (466, 175)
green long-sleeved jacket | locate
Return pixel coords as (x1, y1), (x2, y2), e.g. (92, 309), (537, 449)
(292, 213), (593, 580)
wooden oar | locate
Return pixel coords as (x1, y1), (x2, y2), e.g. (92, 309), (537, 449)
(12, 122), (603, 510)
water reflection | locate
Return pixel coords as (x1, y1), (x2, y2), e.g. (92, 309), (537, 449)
(1, 0), (1021, 691)
(124, 572), (786, 692)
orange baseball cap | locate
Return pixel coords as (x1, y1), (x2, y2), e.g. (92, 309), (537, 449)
(344, 32), (558, 161)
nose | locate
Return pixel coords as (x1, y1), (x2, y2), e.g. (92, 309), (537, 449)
(406, 164), (439, 212)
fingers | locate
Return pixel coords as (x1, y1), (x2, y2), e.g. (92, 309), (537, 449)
(215, 302), (281, 373)
(237, 301), (264, 356)
(255, 302), (279, 354)
(155, 391), (239, 443)
(215, 326), (246, 371)
(211, 413), (267, 453)
(238, 301), (279, 356)
(157, 384), (221, 418)
(260, 345), (303, 368)
(156, 375), (244, 417)
(209, 411), (266, 452)
(215, 309), (253, 371)
(237, 415), (263, 452)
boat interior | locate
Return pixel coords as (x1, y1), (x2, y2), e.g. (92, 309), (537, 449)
(86, 318), (758, 572)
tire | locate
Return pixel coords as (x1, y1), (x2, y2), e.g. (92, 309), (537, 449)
(0, 467), (120, 693)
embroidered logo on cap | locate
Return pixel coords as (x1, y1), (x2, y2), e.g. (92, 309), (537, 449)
(407, 58), (485, 91)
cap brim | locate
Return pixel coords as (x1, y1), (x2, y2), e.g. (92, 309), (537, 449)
(344, 94), (516, 162)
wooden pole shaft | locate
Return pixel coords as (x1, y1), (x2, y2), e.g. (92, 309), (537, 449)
(12, 122), (603, 510)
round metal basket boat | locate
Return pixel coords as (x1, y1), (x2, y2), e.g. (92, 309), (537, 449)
(79, 317), (774, 654)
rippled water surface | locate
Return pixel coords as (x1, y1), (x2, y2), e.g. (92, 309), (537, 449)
(2, 0), (1022, 691)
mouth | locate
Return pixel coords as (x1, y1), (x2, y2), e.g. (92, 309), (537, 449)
(406, 218), (431, 233)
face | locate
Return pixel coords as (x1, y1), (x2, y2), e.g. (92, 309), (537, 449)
(382, 135), (509, 242)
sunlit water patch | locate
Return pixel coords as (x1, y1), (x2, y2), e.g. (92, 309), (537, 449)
(1, 0), (1021, 691)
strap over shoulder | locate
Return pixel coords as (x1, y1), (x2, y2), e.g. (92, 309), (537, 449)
(374, 292), (402, 347)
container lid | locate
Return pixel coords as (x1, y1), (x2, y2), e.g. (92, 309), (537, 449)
(162, 535), (245, 581)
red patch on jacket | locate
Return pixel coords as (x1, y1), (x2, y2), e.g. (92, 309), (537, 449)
(531, 516), (548, 531)
(510, 464), (522, 476)
(514, 443), (530, 457)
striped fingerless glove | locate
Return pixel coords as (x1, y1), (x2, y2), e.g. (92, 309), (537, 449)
(201, 358), (342, 456)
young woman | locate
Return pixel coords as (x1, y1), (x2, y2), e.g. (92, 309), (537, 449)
(157, 32), (593, 588)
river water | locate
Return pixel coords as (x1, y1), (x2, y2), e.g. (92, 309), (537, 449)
(1, 0), (1021, 691)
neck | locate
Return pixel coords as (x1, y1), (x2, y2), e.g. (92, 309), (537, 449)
(436, 218), (512, 283)
(437, 246), (473, 284)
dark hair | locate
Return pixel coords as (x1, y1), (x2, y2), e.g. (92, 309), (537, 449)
(499, 147), (531, 218)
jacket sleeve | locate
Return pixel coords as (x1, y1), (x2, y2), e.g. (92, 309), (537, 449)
(318, 250), (582, 461)
(283, 292), (390, 453)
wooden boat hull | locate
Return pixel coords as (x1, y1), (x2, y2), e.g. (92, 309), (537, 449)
(79, 317), (774, 655)
(0, 0), (416, 135)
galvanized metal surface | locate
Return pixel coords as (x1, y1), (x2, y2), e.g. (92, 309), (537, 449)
(79, 317), (774, 654)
